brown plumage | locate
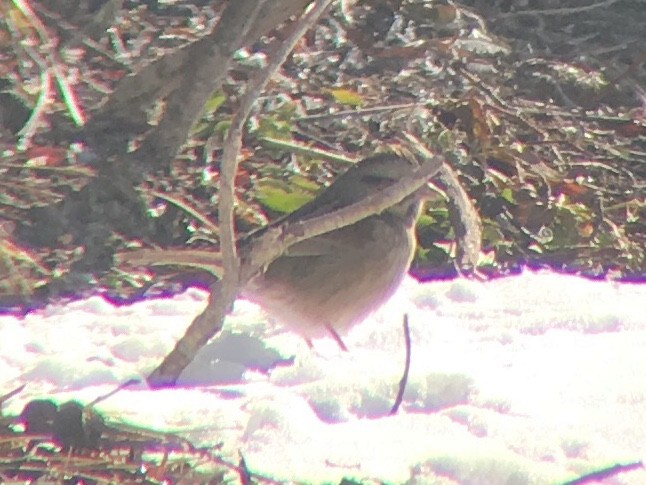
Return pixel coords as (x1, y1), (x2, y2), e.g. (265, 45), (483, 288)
(242, 154), (426, 345)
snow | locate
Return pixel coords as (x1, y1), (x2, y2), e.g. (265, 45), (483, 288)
(1, 270), (645, 484)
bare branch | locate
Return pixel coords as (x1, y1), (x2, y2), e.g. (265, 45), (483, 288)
(219, 0), (268, 286)
(219, 0), (334, 284)
(561, 461), (643, 485)
(147, 0), (336, 387)
(439, 164), (481, 274)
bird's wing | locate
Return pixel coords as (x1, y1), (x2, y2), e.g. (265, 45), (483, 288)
(282, 232), (349, 257)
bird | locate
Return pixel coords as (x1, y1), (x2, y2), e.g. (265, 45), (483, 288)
(238, 152), (427, 348)
(120, 153), (430, 349)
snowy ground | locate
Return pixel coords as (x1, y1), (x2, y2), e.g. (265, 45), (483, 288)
(1, 270), (645, 484)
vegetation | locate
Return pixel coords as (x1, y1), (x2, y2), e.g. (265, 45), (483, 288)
(0, 0), (644, 311)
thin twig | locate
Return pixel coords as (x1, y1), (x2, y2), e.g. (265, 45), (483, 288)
(494, 0), (623, 19)
(1, 163), (94, 177)
(149, 191), (219, 235)
(260, 136), (355, 165)
(561, 461), (643, 485)
(0, 384), (26, 406)
(295, 102), (418, 122)
(12, 0), (86, 126)
(390, 314), (411, 415)
(87, 379), (141, 407)
(17, 69), (53, 150)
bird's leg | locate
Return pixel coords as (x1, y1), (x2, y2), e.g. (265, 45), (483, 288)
(325, 323), (348, 351)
